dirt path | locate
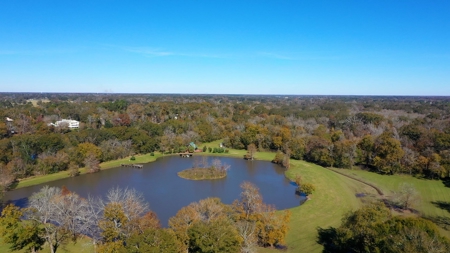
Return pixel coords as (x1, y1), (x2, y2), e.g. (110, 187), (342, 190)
(327, 168), (384, 196)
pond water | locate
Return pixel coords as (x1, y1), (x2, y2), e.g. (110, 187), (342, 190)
(4, 156), (302, 226)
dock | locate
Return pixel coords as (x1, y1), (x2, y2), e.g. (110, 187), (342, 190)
(121, 164), (143, 168)
(179, 153), (194, 157)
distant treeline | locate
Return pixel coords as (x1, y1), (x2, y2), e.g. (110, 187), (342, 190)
(0, 93), (450, 192)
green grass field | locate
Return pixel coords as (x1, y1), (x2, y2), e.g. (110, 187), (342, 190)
(5, 141), (450, 252)
(330, 168), (450, 219)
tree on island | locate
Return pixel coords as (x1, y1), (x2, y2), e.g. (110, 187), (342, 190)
(179, 158), (230, 180)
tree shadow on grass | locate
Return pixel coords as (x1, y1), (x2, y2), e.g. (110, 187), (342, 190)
(442, 178), (450, 188)
(317, 227), (339, 253)
(432, 201), (450, 213)
(423, 215), (450, 231)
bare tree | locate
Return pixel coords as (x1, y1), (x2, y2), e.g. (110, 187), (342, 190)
(84, 153), (100, 173)
(27, 186), (97, 253)
(393, 183), (420, 210)
(236, 182), (264, 219)
(0, 163), (15, 194)
(101, 187), (149, 238)
(236, 221), (257, 253)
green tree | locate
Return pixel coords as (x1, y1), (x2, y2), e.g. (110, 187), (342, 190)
(126, 228), (182, 253)
(188, 219), (241, 253)
(299, 183), (316, 195)
(0, 204), (44, 253)
(373, 133), (404, 174)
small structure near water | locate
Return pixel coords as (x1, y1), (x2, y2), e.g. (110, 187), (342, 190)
(121, 164), (143, 168)
(179, 153), (193, 158)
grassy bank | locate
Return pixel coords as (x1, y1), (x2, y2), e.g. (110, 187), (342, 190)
(9, 141), (444, 253)
(14, 153), (164, 189)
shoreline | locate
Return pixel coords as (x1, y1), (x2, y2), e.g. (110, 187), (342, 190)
(11, 146), (283, 190)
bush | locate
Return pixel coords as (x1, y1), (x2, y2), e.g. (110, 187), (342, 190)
(208, 147), (212, 153)
(299, 183), (315, 195)
(150, 152), (155, 156)
(203, 146), (207, 152)
(225, 149), (229, 153)
(130, 156), (136, 161)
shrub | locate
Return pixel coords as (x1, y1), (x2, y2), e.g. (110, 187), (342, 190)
(130, 156), (136, 161)
(299, 183), (315, 195)
(150, 152), (155, 156)
(203, 146), (207, 152)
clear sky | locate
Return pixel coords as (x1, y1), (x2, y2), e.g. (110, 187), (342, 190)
(0, 1), (449, 95)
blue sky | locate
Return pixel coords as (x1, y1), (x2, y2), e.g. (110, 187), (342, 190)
(0, 1), (449, 95)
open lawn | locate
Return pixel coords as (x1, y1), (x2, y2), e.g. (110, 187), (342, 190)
(330, 168), (450, 220)
(6, 141), (449, 252)
(258, 160), (375, 253)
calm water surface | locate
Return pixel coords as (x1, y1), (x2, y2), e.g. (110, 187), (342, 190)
(4, 156), (301, 226)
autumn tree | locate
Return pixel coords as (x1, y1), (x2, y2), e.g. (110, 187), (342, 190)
(169, 197), (231, 252)
(246, 143), (257, 160)
(234, 182), (291, 248)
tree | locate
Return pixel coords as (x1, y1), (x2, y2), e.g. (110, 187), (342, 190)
(393, 183), (420, 210)
(27, 186), (96, 253)
(0, 204), (44, 253)
(318, 201), (450, 253)
(234, 182), (264, 220)
(68, 162), (80, 177)
(100, 187), (150, 240)
(84, 153), (101, 173)
(272, 151), (285, 165)
(236, 220), (257, 253)
(169, 197), (231, 252)
(0, 163), (15, 196)
(188, 219), (241, 253)
(126, 227), (182, 253)
(373, 133), (404, 174)
(234, 182), (291, 248)
(76, 142), (102, 164)
(246, 143), (257, 160)
(357, 135), (374, 167)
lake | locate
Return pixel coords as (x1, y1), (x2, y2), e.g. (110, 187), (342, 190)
(4, 156), (302, 226)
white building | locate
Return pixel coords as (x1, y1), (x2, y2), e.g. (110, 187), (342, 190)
(49, 119), (80, 129)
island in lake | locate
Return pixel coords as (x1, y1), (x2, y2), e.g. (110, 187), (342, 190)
(178, 157), (230, 180)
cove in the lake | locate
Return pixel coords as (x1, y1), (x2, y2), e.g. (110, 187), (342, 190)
(4, 156), (303, 226)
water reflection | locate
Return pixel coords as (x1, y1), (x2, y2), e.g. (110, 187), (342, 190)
(4, 156), (302, 226)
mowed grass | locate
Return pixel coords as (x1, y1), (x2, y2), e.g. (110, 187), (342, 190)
(15, 153), (164, 189)
(259, 160), (375, 253)
(331, 168), (450, 219)
(9, 139), (445, 252)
